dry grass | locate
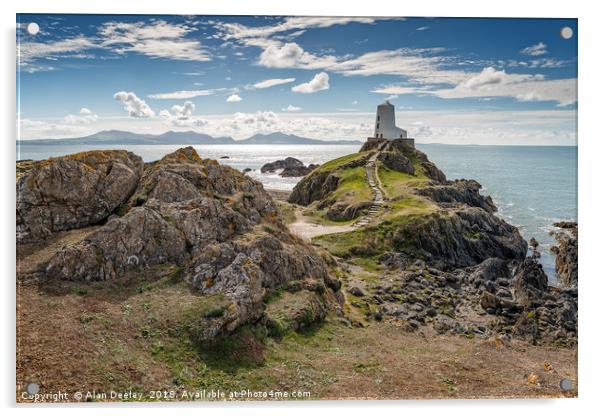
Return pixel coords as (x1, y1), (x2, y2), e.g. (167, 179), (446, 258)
(16, 273), (577, 402)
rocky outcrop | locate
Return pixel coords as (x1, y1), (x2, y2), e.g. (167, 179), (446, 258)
(361, 138), (446, 182)
(377, 151), (414, 175)
(289, 138), (576, 347)
(326, 200), (372, 221)
(16, 150), (144, 243)
(390, 208), (527, 270)
(20, 147), (341, 342)
(513, 257), (548, 306)
(260, 157), (318, 177)
(281, 164), (318, 177)
(364, 256), (577, 346)
(385, 139), (446, 182)
(288, 153), (370, 206)
(550, 222), (578, 288)
(416, 179), (497, 213)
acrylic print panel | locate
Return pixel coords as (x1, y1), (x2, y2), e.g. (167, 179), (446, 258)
(16, 14), (578, 402)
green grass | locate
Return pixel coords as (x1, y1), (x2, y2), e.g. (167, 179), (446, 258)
(349, 257), (383, 274)
(383, 195), (436, 220)
(313, 212), (437, 260)
(276, 201), (297, 224)
(377, 164), (430, 199)
(330, 166), (372, 202)
(302, 165), (373, 225)
(312, 152), (367, 174)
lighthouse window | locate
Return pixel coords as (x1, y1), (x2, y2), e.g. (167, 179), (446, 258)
(376, 123), (379, 129)
(377, 115), (380, 121)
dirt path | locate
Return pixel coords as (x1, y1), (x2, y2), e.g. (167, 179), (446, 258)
(275, 146), (388, 240)
(287, 210), (355, 241)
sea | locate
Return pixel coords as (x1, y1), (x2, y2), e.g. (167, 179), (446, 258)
(17, 143), (577, 284)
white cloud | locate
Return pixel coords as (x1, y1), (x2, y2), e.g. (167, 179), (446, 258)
(226, 94), (243, 102)
(159, 100), (207, 128)
(99, 20), (210, 61)
(521, 42), (548, 56)
(170, 101), (195, 120)
(148, 89), (217, 100)
(18, 20), (211, 71)
(63, 108), (99, 124)
(432, 67), (576, 106)
(113, 91), (155, 118)
(505, 58), (569, 69)
(17, 36), (97, 71)
(253, 77), (296, 89)
(216, 17), (389, 43)
(282, 104), (302, 112)
(371, 85), (428, 95)
(18, 118), (94, 140)
(372, 67), (577, 106)
(292, 72), (330, 94)
(329, 48), (466, 84)
(228, 111), (278, 132)
(258, 42), (337, 69)
(416, 26), (430, 31)
(225, 30), (573, 107)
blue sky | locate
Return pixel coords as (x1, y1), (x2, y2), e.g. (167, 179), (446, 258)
(17, 14), (577, 144)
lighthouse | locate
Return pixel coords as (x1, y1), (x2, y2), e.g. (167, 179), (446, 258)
(374, 100), (407, 139)
(368, 101), (415, 148)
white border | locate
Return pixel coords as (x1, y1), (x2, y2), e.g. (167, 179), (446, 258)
(2, 1), (600, 415)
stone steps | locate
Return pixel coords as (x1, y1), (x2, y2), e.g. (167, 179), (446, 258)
(352, 149), (386, 229)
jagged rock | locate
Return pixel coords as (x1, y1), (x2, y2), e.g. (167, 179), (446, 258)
(281, 163), (318, 177)
(16, 150), (144, 243)
(529, 237), (542, 259)
(326, 200), (371, 221)
(265, 290), (329, 336)
(554, 221), (577, 229)
(45, 206), (189, 281)
(379, 252), (412, 270)
(416, 180), (497, 213)
(381, 139), (446, 182)
(348, 286), (365, 297)
(433, 315), (455, 334)
(513, 258), (548, 306)
(260, 157), (318, 177)
(470, 257), (510, 282)
(480, 291), (501, 312)
(26, 147), (340, 342)
(391, 208), (527, 270)
(261, 157), (304, 173)
(513, 311), (540, 344)
(551, 223), (577, 288)
(377, 151), (414, 175)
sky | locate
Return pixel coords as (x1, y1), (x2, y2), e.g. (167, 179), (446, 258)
(16, 14), (577, 145)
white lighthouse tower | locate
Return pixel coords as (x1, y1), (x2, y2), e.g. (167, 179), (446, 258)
(373, 100), (407, 139)
(368, 100), (415, 148)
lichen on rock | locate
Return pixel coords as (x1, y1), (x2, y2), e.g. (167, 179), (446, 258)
(18, 147), (342, 342)
(17, 150), (144, 243)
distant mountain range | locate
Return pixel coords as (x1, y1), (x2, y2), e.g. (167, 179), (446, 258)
(18, 130), (363, 146)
